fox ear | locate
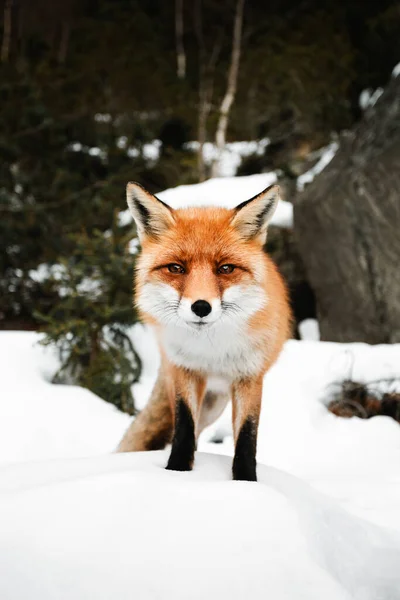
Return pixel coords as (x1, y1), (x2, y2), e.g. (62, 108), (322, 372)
(126, 182), (175, 240)
(231, 184), (280, 242)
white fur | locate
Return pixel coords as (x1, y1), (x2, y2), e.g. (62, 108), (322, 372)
(222, 284), (267, 315)
(206, 376), (231, 395)
(233, 394), (243, 441)
(139, 282), (269, 379)
(198, 390), (229, 434)
(185, 379), (200, 433)
(138, 283), (181, 327)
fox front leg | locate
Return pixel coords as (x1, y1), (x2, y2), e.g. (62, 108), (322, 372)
(231, 377), (263, 482)
(166, 373), (206, 472)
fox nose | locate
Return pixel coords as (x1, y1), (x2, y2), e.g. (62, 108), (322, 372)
(191, 300), (212, 318)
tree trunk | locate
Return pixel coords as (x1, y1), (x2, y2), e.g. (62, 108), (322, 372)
(175, 0), (186, 79)
(1, 0), (14, 63)
(294, 74), (400, 343)
(197, 86), (211, 182)
(211, 0), (245, 178)
(58, 21), (70, 64)
(194, 0), (221, 182)
(194, 0), (206, 181)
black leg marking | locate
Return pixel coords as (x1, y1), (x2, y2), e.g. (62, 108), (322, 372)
(232, 417), (258, 481)
(166, 398), (196, 472)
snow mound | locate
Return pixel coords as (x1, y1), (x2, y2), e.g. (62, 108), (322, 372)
(119, 173), (294, 231)
(2, 331), (400, 536)
(1, 332), (400, 597)
(1, 451), (399, 600)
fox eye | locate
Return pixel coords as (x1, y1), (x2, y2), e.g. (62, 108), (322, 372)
(167, 263), (185, 274)
(218, 264), (235, 274)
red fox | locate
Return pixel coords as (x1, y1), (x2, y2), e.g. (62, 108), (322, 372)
(117, 182), (291, 481)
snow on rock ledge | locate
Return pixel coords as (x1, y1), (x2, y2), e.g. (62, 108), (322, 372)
(392, 62), (400, 78)
(297, 142), (338, 192)
(0, 451), (399, 600)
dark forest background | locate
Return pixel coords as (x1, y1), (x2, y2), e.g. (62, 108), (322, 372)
(1, 0), (399, 411)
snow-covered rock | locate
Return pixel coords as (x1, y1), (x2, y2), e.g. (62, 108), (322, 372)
(297, 143), (338, 192)
(392, 62), (400, 78)
(359, 88), (384, 110)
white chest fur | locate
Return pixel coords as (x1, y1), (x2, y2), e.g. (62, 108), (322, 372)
(161, 320), (265, 379)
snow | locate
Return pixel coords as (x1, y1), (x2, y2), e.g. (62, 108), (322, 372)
(68, 142), (107, 160)
(297, 142), (339, 191)
(1, 331), (400, 598)
(126, 139), (163, 161)
(116, 135), (128, 149)
(124, 137), (269, 170)
(29, 263), (63, 283)
(28, 263), (103, 299)
(94, 113), (112, 123)
(88, 146), (102, 156)
(2, 451), (400, 600)
(186, 138), (270, 177)
(68, 137), (269, 175)
(392, 62), (400, 78)
(143, 139), (162, 161)
(127, 331), (400, 536)
(0, 332), (129, 464)
(298, 318), (320, 341)
(69, 141), (82, 151)
(119, 173), (294, 233)
(359, 88), (384, 111)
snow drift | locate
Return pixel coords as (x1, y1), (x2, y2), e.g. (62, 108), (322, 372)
(0, 331), (130, 464)
(1, 332), (400, 598)
(1, 451), (400, 600)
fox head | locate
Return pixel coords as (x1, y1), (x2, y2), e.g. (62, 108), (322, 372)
(126, 182), (280, 332)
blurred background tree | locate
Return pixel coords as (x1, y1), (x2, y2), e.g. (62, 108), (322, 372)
(34, 224), (141, 415)
(0, 0), (398, 409)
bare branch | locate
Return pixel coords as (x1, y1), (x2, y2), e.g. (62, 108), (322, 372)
(212, 0), (246, 177)
(194, 1), (224, 181)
